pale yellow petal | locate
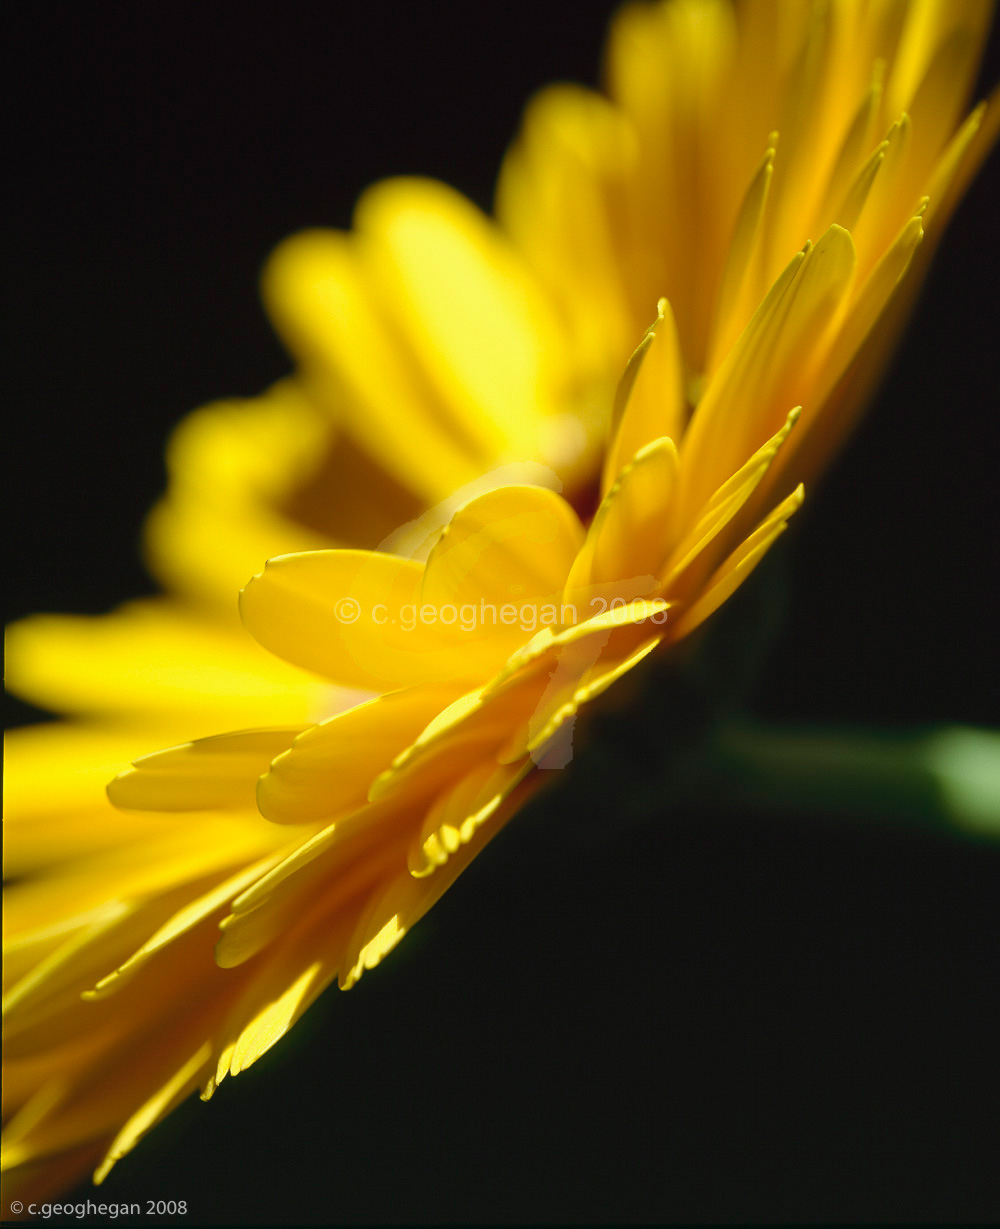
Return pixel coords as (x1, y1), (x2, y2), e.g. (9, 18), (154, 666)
(3, 724), (177, 875)
(142, 382), (339, 606)
(264, 226), (487, 501)
(496, 83), (640, 373)
(355, 178), (569, 469)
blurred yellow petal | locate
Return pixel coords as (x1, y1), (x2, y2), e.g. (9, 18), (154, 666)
(6, 600), (321, 730)
(265, 179), (589, 502)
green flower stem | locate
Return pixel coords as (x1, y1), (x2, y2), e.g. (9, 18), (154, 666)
(700, 721), (1000, 840)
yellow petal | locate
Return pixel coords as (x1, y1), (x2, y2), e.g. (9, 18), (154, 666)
(94, 1043), (212, 1184)
(408, 758), (532, 878)
(603, 300), (685, 496)
(570, 436), (678, 596)
(663, 406), (800, 591)
(84, 851), (288, 1000)
(264, 226), (488, 502)
(3, 901), (136, 1035)
(705, 141), (777, 374)
(498, 632), (664, 766)
(239, 549), (436, 690)
(5, 599), (320, 730)
(496, 83), (640, 374)
(142, 382), (340, 607)
(355, 178), (568, 469)
(209, 896), (357, 1092)
(3, 723), (176, 875)
(215, 798), (412, 969)
(257, 685), (461, 824)
(421, 484), (584, 610)
(4, 815), (280, 941)
(339, 786), (525, 991)
(672, 484), (805, 640)
(774, 213), (924, 500)
(679, 225), (856, 523)
(107, 728), (303, 813)
(368, 677), (543, 806)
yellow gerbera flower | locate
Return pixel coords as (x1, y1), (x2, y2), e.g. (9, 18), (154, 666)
(9, 314), (804, 1190)
(4, 0), (995, 1201)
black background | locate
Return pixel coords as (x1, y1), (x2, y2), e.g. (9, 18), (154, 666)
(7, 2), (1000, 1223)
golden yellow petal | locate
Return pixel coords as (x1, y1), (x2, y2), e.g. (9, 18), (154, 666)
(215, 797), (413, 969)
(107, 728), (303, 813)
(339, 788), (525, 991)
(408, 758), (532, 878)
(239, 549), (439, 690)
(679, 225), (856, 522)
(93, 1042), (213, 1184)
(671, 484), (805, 640)
(258, 685), (462, 824)
(705, 142), (777, 374)
(570, 437), (678, 596)
(603, 300), (685, 496)
(209, 896), (357, 1092)
(663, 406), (800, 592)
(84, 851), (289, 1000)
(421, 484), (584, 610)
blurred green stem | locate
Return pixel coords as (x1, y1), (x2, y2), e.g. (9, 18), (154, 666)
(702, 721), (1000, 839)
